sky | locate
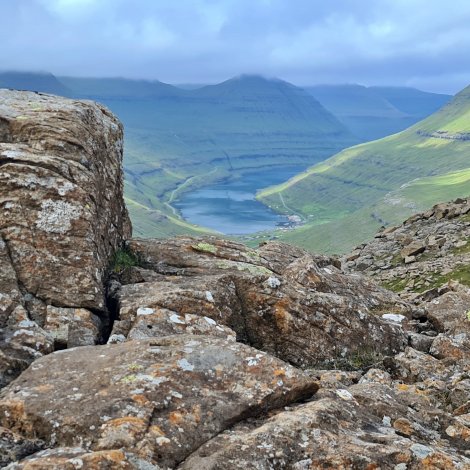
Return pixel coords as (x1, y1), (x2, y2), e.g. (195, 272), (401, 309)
(1, 0), (470, 93)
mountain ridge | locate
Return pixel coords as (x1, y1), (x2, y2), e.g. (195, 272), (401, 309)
(258, 83), (470, 253)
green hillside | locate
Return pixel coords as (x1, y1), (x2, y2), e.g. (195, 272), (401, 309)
(307, 84), (451, 141)
(258, 84), (470, 254)
(64, 75), (357, 237)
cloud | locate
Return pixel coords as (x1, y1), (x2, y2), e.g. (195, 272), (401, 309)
(1, 0), (470, 92)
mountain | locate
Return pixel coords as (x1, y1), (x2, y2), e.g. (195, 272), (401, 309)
(62, 74), (357, 238)
(371, 86), (451, 117)
(0, 71), (71, 96)
(59, 76), (183, 98)
(258, 84), (470, 254)
(306, 84), (451, 141)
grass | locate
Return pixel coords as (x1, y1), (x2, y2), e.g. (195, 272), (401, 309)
(257, 85), (470, 254)
(63, 76), (357, 239)
(110, 246), (141, 274)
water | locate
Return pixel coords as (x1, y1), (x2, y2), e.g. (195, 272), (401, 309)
(173, 165), (305, 235)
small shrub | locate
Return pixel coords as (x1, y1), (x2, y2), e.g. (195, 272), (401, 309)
(111, 247), (140, 274)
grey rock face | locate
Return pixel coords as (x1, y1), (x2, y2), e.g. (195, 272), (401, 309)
(0, 90), (131, 387)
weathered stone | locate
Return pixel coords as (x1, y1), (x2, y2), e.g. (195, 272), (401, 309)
(0, 426), (44, 468)
(181, 383), (470, 469)
(0, 90), (131, 387)
(401, 241), (425, 259)
(0, 90), (131, 312)
(44, 306), (102, 349)
(114, 237), (409, 368)
(426, 288), (470, 334)
(124, 307), (236, 342)
(5, 447), (157, 469)
(0, 336), (318, 468)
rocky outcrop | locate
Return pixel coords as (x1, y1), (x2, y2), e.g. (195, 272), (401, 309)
(0, 336), (317, 469)
(110, 237), (410, 368)
(344, 197), (470, 297)
(1, 92), (469, 468)
(0, 90), (131, 386)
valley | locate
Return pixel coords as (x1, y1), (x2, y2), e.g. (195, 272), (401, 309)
(258, 84), (470, 253)
(1, 71), (466, 254)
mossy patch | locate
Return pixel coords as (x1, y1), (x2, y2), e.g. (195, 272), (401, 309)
(319, 347), (384, 372)
(192, 242), (218, 254)
(381, 277), (409, 293)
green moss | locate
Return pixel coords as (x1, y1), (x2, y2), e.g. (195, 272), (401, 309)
(466, 311), (470, 321)
(120, 374), (137, 384)
(192, 242), (218, 254)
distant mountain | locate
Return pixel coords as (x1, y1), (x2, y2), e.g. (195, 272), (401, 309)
(59, 74), (357, 237)
(0, 71), (71, 96)
(258, 84), (470, 254)
(371, 86), (451, 117)
(306, 84), (451, 141)
(59, 76), (183, 99)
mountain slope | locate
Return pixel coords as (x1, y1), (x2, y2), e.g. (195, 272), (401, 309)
(0, 71), (71, 96)
(371, 86), (451, 117)
(258, 84), (470, 254)
(307, 84), (451, 141)
(63, 74), (357, 237)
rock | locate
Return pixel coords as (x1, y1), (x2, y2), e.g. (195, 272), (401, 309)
(5, 447), (157, 469)
(426, 288), (470, 333)
(0, 90), (131, 311)
(401, 241), (425, 259)
(113, 237), (409, 368)
(0, 335), (318, 468)
(0, 426), (44, 468)
(0, 90), (131, 386)
(408, 332), (434, 352)
(44, 306), (102, 349)
(181, 383), (470, 469)
(345, 249), (361, 262)
(124, 307), (236, 342)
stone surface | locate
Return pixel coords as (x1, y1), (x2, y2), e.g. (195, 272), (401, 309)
(0, 426), (44, 468)
(43, 306), (102, 349)
(181, 382), (470, 469)
(5, 447), (158, 469)
(344, 197), (470, 299)
(0, 335), (318, 468)
(0, 90), (131, 387)
(112, 237), (409, 368)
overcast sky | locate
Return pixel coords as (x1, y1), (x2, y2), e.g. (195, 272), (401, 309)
(1, 0), (470, 93)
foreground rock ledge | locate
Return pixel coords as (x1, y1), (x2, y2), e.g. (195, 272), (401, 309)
(0, 335), (318, 468)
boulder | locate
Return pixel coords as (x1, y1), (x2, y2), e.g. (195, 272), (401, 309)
(0, 335), (318, 468)
(4, 447), (157, 469)
(0, 90), (131, 386)
(181, 383), (470, 469)
(112, 237), (409, 368)
(0, 89), (131, 311)
(400, 241), (425, 259)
